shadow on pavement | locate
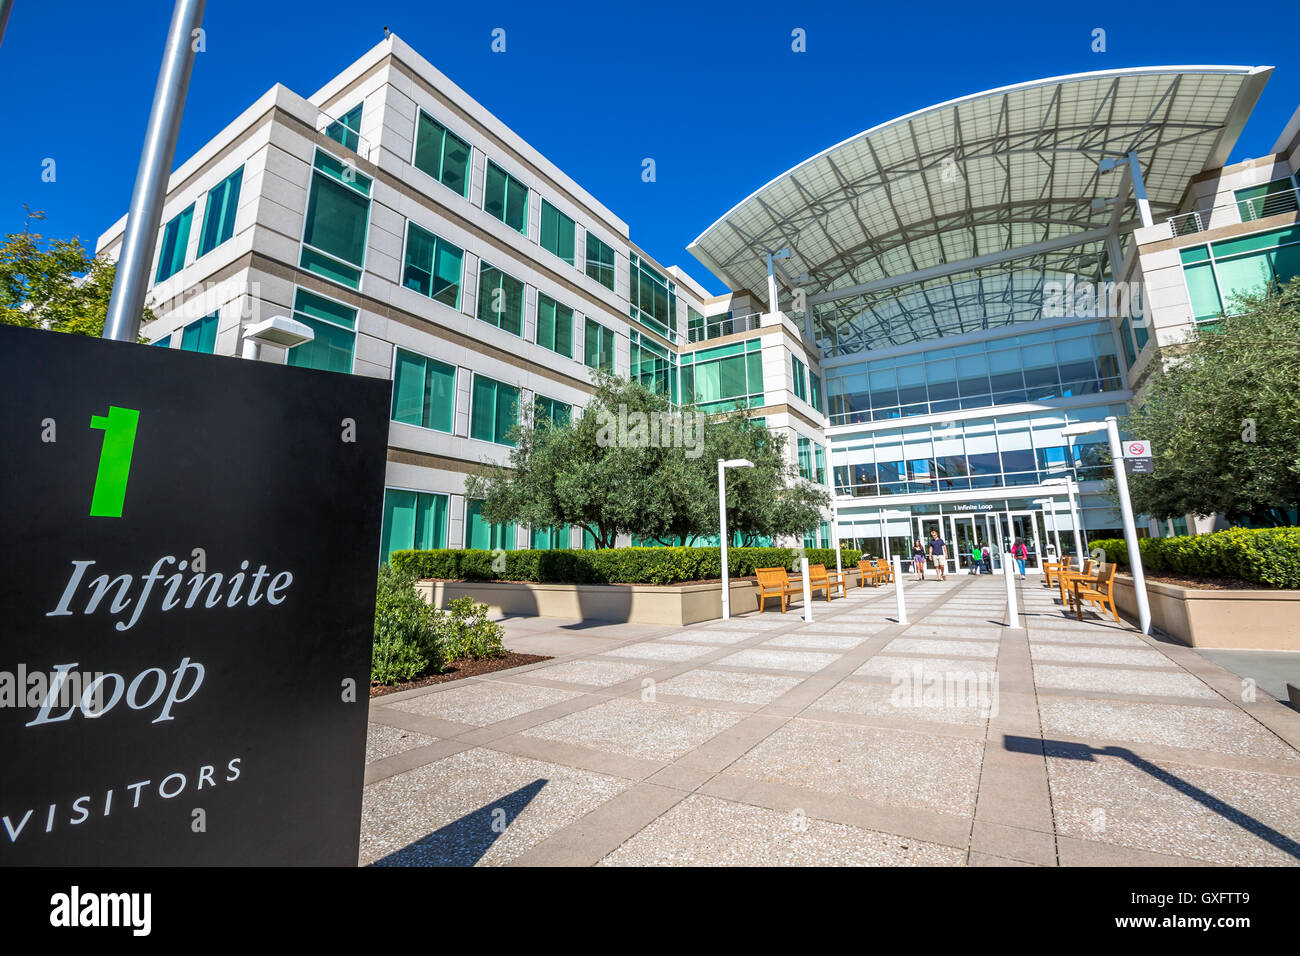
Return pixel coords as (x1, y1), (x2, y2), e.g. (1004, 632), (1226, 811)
(370, 778), (548, 867)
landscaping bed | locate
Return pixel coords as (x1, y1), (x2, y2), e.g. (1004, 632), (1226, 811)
(369, 652), (551, 698)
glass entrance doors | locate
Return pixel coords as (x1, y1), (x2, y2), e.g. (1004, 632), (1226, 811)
(950, 516), (978, 572)
(1003, 511), (1044, 571)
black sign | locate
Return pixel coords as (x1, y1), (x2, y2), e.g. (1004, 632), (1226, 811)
(1124, 457), (1155, 475)
(0, 326), (390, 865)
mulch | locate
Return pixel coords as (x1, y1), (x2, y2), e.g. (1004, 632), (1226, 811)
(369, 652), (552, 698)
(1111, 564), (1263, 590)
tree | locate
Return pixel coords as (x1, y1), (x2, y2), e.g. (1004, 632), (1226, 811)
(1, 208), (151, 337)
(1119, 277), (1300, 527)
(694, 412), (829, 546)
(465, 373), (830, 547)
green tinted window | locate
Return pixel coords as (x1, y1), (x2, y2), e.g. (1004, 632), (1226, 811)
(484, 160), (528, 233)
(628, 253), (676, 340)
(391, 349), (455, 432)
(155, 205), (193, 282)
(179, 312), (218, 354)
(402, 222), (463, 308)
(534, 395), (571, 428)
(585, 233), (615, 290)
(325, 104), (363, 152)
(792, 356), (809, 401)
(465, 499), (515, 550)
(584, 317), (615, 371)
(470, 375), (520, 445)
(301, 151), (372, 289)
(413, 111), (471, 198)
(1183, 262), (1222, 322)
(287, 288), (356, 373)
(535, 293), (574, 358)
(198, 167), (243, 257)
(540, 200), (576, 265)
(476, 263), (525, 335)
(380, 489), (447, 561)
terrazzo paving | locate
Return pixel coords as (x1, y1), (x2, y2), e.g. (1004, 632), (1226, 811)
(597, 794), (967, 866)
(362, 574), (1300, 867)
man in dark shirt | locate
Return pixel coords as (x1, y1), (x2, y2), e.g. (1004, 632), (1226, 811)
(928, 529), (948, 581)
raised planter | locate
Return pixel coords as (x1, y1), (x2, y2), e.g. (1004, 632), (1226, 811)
(415, 569), (864, 626)
(1112, 573), (1300, 649)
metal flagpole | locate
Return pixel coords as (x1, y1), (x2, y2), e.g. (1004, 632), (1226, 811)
(103, 0), (207, 342)
(0, 0), (15, 50)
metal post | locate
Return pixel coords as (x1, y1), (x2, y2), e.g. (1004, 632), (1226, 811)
(892, 555), (907, 626)
(831, 508), (842, 578)
(1065, 479), (1085, 572)
(1126, 151), (1154, 228)
(1107, 416), (1151, 634)
(0, 0), (15, 50)
(800, 556), (813, 624)
(103, 0), (208, 343)
(1003, 547), (1019, 628)
(718, 459), (730, 621)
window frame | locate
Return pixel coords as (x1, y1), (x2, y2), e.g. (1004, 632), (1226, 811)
(411, 109), (472, 200)
(298, 148), (373, 291)
(483, 159), (530, 235)
(400, 219), (464, 309)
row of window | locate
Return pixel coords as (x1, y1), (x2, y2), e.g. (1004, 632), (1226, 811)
(826, 322), (1123, 425)
(381, 488), (609, 561)
(155, 166), (244, 283)
(325, 99), (675, 338)
(1181, 224), (1300, 324)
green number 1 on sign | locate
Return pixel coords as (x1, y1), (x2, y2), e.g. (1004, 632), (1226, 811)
(89, 406), (140, 517)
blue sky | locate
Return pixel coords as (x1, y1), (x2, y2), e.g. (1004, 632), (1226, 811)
(1, 0), (1295, 295)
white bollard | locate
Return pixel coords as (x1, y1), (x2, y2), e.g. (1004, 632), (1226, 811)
(800, 557), (813, 623)
(892, 555), (908, 626)
(1003, 549), (1020, 628)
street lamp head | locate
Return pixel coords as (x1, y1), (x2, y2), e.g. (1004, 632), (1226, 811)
(1060, 421), (1105, 438)
(721, 458), (755, 469)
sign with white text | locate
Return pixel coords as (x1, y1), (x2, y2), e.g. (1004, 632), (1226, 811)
(0, 325), (390, 865)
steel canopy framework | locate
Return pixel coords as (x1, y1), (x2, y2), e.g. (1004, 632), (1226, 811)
(687, 66), (1271, 356)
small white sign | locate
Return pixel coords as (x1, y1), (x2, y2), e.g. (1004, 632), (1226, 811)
(1123, 439), (1152, 459)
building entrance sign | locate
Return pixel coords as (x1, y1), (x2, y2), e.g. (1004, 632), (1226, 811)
(0, 326), (391, 865)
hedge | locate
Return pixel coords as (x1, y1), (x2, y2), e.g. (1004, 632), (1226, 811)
(1090, 527), (1300, 590)
(390, 546), (863, 587)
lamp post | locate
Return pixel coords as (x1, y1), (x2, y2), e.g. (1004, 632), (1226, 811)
(1060, 418), (1151, 634)
(103, 0), (209, 343)
(718, 458), (754, 620)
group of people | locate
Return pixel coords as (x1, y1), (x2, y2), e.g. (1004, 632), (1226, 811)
(908, 531), (1031, 581)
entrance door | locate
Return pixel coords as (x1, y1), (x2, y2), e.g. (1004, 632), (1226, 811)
(977, 513), (1003, 570)
(1005, 511), (1044, 571)
(950, 516), (978, 573)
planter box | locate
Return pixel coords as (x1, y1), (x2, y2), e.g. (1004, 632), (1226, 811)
(1112, 573), (1300, 649)
(415, 569), (863, 626)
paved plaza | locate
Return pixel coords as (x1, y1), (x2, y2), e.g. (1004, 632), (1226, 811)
(362, 574), (1300, 866)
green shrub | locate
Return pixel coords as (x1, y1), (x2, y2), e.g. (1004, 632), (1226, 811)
(372, 564), (443, 683)
(437, 596), (506, 660)
(390, 545), (863, 586)
(1090, 527), (1300, 589)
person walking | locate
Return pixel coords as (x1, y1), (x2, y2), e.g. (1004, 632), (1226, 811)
(911, 540), (926, 580)
(981, 544), (992, 575)
(928, 529), (948, 581)
(970, 541), (982, 574)
(1012, 537), (1029, 579)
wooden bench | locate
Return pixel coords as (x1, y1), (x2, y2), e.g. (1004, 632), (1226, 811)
(1056, 559), (1093, 606)
(755, 567), (799, 613)
(809, 564), (846, 600)
(858, 558), (883, 587)
(1069, 564), (1120, 623)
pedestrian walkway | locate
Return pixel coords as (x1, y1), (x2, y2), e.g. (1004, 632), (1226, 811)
(361, 573), (1300, 866)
